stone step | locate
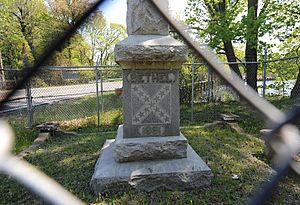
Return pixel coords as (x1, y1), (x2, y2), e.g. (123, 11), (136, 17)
(90, 139), (213, 193)
(114, 125), (187, 162)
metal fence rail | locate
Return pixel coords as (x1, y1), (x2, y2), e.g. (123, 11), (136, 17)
(0, 0), (299, 204)
(1, 56), (297, 128)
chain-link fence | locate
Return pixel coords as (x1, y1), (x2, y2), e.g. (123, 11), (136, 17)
(0, 55), (298, 130)
(0, 0), (299, 205)
(180, 56), (299, 122)
(0, 66), (123, 132)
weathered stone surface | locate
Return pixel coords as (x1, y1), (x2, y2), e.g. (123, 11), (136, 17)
(113, 125), (187, 162)
(127, 0), (169, 35)
(122, 70), (180, 138)
(115, 35), (187, 69)
(90, 139), (213, 193)
(90, 0), (213, 195)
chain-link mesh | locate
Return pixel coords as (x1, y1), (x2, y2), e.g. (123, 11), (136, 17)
(0, 0), (299, 204)
(31, 66), (122, 131)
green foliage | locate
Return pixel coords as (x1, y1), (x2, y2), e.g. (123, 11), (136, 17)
(186, 0), (300, 52)
(186, 0), (244, 48)
(179, 64), (208, 103)
(84, 18), (127, 65)
(0, 0), (126, 72)
(0, 0), (26, 68)
(185, 0), (300, 91)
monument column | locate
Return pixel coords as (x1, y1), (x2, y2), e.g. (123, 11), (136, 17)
(91, 0), (212, 193)
(113, 0), (189, 162)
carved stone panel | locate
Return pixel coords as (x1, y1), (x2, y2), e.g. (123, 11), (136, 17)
(126, 0), (169, 35)
(131, 83), (171, 125)
(123, 70), (180, 138)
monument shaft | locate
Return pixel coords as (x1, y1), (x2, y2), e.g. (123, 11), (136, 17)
(122, 69), (180, 137)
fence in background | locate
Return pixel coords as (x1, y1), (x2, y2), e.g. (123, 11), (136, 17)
(0, 54), (298, 128)
(0, 65), (122, 129)
(0, 1), (299, 204)
(182, 54), (299, 121)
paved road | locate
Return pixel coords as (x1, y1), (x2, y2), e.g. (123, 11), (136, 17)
(0, 81), (122, 113)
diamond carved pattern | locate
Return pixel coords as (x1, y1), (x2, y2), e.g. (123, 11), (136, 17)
(131, 84), (171, 125)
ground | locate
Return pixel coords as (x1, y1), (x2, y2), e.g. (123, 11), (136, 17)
(0, 95), (299, 204)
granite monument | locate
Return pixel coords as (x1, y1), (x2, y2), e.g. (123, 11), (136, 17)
(90, 0), (212, 193)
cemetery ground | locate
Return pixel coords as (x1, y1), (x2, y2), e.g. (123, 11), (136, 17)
(0, 94), (299, 204)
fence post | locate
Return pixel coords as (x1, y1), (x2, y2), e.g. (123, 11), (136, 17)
(26, 80), (33, 129)
(95, 60), (100, 129)
(0, 51), (5, 86)
(263, 48), (267, 98)
(191, 59), (195, 121)
(206, 66), (212, 102)
(100, 66), (104, 115)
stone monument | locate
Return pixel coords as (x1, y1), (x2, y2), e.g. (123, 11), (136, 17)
(90, 0), (212, 193)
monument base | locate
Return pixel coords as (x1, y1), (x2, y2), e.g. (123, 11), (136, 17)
(90, 139), (213, 194)
(114, 125), (187, 162)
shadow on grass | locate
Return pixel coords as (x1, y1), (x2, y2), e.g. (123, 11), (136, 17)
(1, 124), (299, 204)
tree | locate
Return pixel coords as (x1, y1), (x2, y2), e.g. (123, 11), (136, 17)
(243, 0), (260, 91)
(0, 0), (26, 68)
(84, 11), (106, 65)
(186, 0), (300, 91)
(0, 0), (58, 69)
(84, 20), (126, 65)
(186, 0), (243, 77)
(10, 0), (51, 62)
(96, 23), (126, 65)
(0, 0), (126, 71)
(267, 1), (300, 98)
(47, 0), (92, 27)
(46, 0), (94, 65)
(280, 27), (300, 98)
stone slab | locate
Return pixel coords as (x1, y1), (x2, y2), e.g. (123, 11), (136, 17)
(113, 125), (187, 162)
(115, 35), (187, 69)
(90, 139), (213, 193)
(127, 0), (169, 35)
(122, 69), (180, 138)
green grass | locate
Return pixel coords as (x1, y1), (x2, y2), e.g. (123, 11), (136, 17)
(2, 93), (299, 154)
(181, 97), (299, 134)
(2, 109), (39, 154)
(1, 94), (299, 204)
(1, 125), (299, 204)
(1, 92), (122, 153)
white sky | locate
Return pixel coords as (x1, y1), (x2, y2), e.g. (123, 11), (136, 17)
(100, 0), (187, 25)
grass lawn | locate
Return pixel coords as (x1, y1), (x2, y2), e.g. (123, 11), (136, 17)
(0, 95), (299, 204)
(1, 126), (299, 204)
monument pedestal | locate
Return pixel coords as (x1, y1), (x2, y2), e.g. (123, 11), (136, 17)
(114, 125), (187, 162)
(90, 139), (212, 193)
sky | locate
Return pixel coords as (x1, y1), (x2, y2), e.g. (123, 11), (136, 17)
(100, 0), (187, 25)
(98, 0), (279, 50)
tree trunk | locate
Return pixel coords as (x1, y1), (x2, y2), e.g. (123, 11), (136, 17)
(291, 69), (300, 98)
(218, 1), (241, 77)
(223, 41), (242, 77)
(245, 0), (259, 91)
(19, 18), (36, 62)
(245, 43), (258, 91)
